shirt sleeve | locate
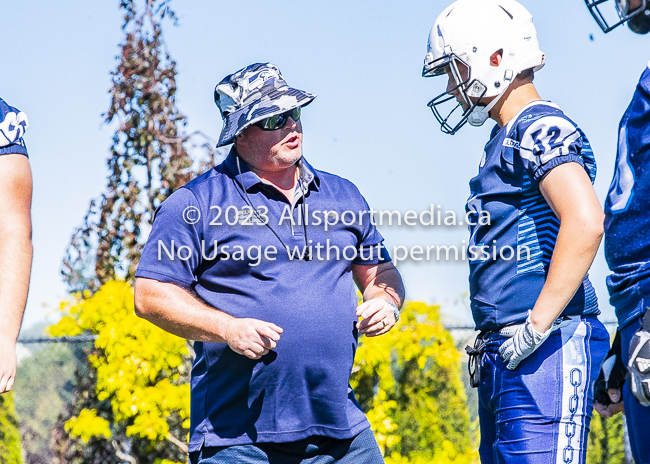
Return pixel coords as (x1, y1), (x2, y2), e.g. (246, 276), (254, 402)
(352, 189), (391, 265)
(0, 98), (28, 156)
(519, 115), (585, 184)
(135, 187), (203, 289)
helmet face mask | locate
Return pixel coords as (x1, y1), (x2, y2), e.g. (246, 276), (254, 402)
(425, 54), (489, 135)
(628, 6), (650, 33)
(585, 0), (650, 33)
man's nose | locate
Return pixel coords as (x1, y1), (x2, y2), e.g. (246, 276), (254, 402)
(446, 77), (460, 96)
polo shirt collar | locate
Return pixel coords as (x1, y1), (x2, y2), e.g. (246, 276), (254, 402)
(224, 146), (320, 192)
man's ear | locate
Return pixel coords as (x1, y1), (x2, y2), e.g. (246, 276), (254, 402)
(490, 49), (503, 67)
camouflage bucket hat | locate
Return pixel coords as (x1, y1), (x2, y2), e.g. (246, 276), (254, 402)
(214, 62), (316, 147)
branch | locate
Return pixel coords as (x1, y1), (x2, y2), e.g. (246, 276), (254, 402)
(112, 440), (137, 464)
(157, 135), (187, 144)
(167, 432), (189, 453)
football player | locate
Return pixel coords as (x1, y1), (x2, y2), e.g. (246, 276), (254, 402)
(584, 1), (650, 463)
(423, 1), (610, 462)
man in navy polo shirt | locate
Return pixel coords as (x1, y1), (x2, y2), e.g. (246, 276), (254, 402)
(134, 63), (404, 464)
(0, 98), (32, 395)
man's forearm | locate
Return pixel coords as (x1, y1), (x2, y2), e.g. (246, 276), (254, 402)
(531, 217), (602, 331)
(134, 278), (234, 343)
(0, 231), (32, 341)
(362, 267), (405, 308)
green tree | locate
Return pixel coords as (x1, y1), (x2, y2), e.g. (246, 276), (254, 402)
(53, 0), (217, 462)
(351, 301), (479, 464)
(13, 337), (80, 464)
(0, 392), (23, 464)
(61, 0), (217, 293)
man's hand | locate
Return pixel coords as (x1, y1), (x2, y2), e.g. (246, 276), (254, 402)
(224, 318), (283, 360)
(594, 390), (625, 418)
(594, 330), (626, 417)
(499, 311), (553, 370)
(356, 299), (397, 337)
(0, 338), (17, 393)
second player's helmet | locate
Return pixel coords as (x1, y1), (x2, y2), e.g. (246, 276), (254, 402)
(422, 0), (545, 134)
(585, 0), (650, 34)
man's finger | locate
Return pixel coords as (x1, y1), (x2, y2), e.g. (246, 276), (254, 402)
(0, 375), (8, 394)
(249, 343), (268, 355)
(259, 335), (277, 350)
(359, 310), (389, 329)
(243, 349), (262, 360)
(356, 301), (371, 317)
(5, 377), (13, 393)
(608, 401), (625, 416)
(362, 323), (393, 337)
(608, 388), (621, 404)
(360, 317), (394, 335)
(360, 313), (395, 333)
(594, 402), (612, 418)
(360, 301), (384, 321)
(265, 322), (283, 335)
(257, 324), (282, 343)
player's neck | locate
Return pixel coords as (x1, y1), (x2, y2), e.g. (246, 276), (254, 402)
(490, 81), (541, 128)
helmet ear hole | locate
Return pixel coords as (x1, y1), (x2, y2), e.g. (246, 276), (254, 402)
(490, 49), (504, 67)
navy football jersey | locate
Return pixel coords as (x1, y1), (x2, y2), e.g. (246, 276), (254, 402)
(605, 63), (650, 328)
(0, 97), (28, 156)
(467, 101), (599, 332)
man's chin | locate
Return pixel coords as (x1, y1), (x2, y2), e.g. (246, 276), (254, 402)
(273, 145), (302, 168)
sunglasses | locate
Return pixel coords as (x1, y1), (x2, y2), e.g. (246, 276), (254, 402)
(254, 107), (301, 130)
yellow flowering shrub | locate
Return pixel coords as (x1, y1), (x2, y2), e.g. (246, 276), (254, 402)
(48, 280), (189, 459)
(352, 301), (479, 464)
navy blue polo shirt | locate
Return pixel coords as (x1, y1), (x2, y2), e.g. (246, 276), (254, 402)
(136, 148), (390, 451)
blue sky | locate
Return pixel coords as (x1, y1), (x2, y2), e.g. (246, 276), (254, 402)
(2, 0), (647, 330)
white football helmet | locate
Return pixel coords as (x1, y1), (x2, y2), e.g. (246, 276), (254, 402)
(585, 0), (650, 34)
(422, 0), (546, 134)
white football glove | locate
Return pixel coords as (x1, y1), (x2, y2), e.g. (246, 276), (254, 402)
(498, 311), (553, 370)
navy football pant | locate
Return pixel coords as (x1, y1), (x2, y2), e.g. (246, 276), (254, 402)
(621, 314), (650, 464)
(189, 427), (384, 464)
(477, 316), (609, 464)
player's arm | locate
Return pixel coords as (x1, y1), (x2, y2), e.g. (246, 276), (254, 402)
(499, 118), (603, 370)
(134, 278), (282, 360)
(134, 189), (282, 360)
(0, 154), (33, 393)
(353, 261), (405, 337)
(531, 162), (604, 331)
(500, 161), (603, 369)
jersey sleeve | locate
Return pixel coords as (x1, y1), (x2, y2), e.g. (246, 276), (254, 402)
(0, 98), (28, 156)
(352, 188), (391, 265)
(519, 115), (585, 184)
(135, 187), (203, 289)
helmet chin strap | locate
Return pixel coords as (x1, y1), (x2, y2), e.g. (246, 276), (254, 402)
(467, 69), (515, 127)
(467, 87), (507, 127)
